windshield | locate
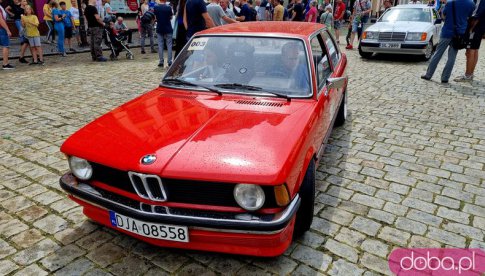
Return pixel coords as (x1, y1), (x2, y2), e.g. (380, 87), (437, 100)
(379, 8), (431, 23)
(163, 36), (311, 97)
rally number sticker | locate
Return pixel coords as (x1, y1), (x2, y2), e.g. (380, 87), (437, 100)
(188, 38), (209, 51)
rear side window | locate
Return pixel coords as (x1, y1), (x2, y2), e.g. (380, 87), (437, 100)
(322, 30), (340, 69)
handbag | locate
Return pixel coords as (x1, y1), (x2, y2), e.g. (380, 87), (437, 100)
(451, 1), (466, 50)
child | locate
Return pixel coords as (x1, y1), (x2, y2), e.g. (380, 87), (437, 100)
(21, 5), (44, 65)
(59, 1), (76, 52)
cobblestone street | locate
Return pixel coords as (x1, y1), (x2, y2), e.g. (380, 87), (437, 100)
(0, 46), (484, 275)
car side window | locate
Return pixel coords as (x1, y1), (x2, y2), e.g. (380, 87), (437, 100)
(310, 34), (332, 92)
(322, 30), (340, 70)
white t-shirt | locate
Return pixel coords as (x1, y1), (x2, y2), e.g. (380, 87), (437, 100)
(69, 7), (80, 20)
(0, 5), (7, 22)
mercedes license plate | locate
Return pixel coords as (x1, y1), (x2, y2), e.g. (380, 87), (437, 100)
(109, 211), (189, 242)
(380, 43), (401, 49)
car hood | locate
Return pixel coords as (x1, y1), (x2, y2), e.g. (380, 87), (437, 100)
(367, 21), (431, 33)
(61, 88), (313, 184)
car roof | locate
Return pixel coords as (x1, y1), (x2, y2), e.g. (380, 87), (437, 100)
(197, 22), (324, 39)
(394, 4), (431, 8)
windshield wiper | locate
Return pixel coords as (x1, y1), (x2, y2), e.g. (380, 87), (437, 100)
(215, 83), (291, 101)
(162, 78), (222, 96)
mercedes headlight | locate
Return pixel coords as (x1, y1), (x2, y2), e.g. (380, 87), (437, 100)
(68, 156), (93, 180)
(363, 31), (378, 40)
(233, 184), (265, 211)
(406, 32), (427, 41)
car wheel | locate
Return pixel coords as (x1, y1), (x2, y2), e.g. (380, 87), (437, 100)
(423, 40), (434, 61)
(293, 159), (315, 238)
(334, 89), (347, 127)
(358, 45), (373, 59)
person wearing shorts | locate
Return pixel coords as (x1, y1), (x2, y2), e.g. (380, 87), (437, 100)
(60, 1), (76, 52)
(70, 0), (81, 46)
(0, 0), (14, 69)
(346, 0), (370, 50)
(22, 5), (44, 65)
(454, 0), (485, 82)
(333, 0), (346, 43)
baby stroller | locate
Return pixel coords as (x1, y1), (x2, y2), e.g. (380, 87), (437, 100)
(103, 16), (134, 60)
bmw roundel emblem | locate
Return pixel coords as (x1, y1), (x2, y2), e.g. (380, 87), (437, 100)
(141, 154), (157, 165)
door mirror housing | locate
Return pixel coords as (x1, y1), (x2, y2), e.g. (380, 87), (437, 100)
(326, 77), (346, 90)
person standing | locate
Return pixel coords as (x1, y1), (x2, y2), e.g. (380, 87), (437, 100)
(258, 0), (267, 20)
(154, 0), (173, 67)
(272, 0), (283, 21)
(139, 7), (156, 54)
(0, 0), (14, 69)
(333, 0), (345, 44)
(60, 1), (75, 52)
(183, 0), (214, 39)
(43, 0), (55, 43)
(6, 0), (28, 63)
(291, 0), (304, 21)
(454, 0), (485, 82)
(21, 5), (44, 65)
(174, 0), (187, 57)
(84, 0), (107, 61)
(320, 6), (333, 32)
(220, 0), (236, 24)
(69, 0), (81, 46)
(346, 0), (371, 49)
(52, 2), (67, 56)
(207, 0), (237, 25)
(421, 0), (475, 83)
(305, 1), (317, 22)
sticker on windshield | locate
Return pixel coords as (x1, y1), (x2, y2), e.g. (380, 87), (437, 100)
(188, 38), (209, 51)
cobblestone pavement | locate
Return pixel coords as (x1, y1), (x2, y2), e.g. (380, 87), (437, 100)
(0, 45), (484, 276)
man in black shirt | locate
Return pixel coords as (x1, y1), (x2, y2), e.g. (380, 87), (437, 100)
(291, 0), (304, 21)
(84, 0), (107, 61)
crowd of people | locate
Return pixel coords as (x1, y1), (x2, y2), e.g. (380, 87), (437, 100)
(1, 0), (484, 76)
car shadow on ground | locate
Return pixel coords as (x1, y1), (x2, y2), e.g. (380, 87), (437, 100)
(360, 53), (427, 63)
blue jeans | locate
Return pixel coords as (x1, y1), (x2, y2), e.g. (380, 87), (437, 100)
(424, 38), (458, 82)
(157, 32), (172, 65)
(54, 23), (65, 53)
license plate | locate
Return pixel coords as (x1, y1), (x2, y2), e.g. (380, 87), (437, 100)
(379, 43), (401, 49)
(109, 211), (189, 242)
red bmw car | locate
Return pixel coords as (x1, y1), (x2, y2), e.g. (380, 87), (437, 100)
(60, 22), (348, 257)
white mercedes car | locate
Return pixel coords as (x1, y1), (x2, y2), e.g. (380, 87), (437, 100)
(359, 4), (443, 60)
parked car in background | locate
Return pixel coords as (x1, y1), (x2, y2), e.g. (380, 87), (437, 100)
(59, 22), (348, 257)
(359, 4), (443, 60)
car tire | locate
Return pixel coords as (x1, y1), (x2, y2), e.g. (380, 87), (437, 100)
(359, 45), (373, 59)
(293, 159), (315, 238)
(334, 89), (347, 127)
(423, 40), (434, 61)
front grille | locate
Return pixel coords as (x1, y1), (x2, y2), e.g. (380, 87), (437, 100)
(90, 163), (278, 208)
(378, 32), (406, 42)
(128, 172), (167, 202)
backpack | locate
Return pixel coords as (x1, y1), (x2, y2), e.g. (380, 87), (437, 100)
(141, 10), (155, 24)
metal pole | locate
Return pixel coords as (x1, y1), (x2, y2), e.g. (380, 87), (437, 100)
(77, 0), (89, 46)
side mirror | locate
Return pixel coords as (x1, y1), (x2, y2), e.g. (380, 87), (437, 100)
(326, 77), (346, 90)
(434, 18), (442, 24)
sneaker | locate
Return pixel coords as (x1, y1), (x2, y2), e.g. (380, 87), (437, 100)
(69, 48), (77, 52)
(453, 74), (473, 82)
(420, 75), (431, 81)
(29, 61), (38, 65)
(158, 62), (164, 67)
(345, 45), (353, 50)
(19, 57), (28, 63)
(441, 80), (449, 84)
(2, 64), (15, 70)
(141, 50), (146, 54)
(37, 60), (45, 66)
(61, 52), (67, 57)
(97, 56), (108, 62)
(151, 49), (157, 53)
(168, 62), (172, 67)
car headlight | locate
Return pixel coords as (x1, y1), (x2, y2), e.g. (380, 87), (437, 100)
(406, 32), (427, 41)
(233, 184), (265, 211)
(68, 156), (93, 180)
(363, 31), (378, 40)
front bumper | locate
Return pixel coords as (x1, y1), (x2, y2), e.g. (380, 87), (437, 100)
(360, 41), (428, 55)
(60, 173), (300, 256)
